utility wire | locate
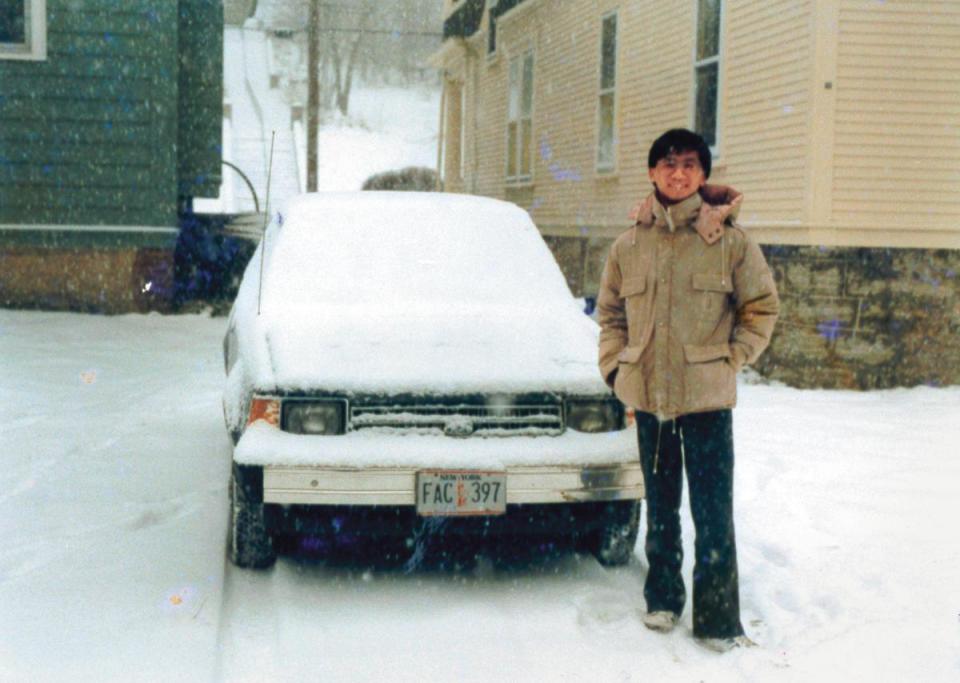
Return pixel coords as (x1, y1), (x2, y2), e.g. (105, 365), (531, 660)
(242, 26), (443, 37)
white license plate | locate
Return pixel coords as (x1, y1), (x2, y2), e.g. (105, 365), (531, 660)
(416, 470), (507, 516)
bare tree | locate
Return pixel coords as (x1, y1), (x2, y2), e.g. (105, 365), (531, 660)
(256, 0), (442, 114)
(320, 0), (378, 116)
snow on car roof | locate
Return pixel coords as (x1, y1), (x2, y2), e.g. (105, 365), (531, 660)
(225, 192), (608, 403)
(261, 192), (573, 306)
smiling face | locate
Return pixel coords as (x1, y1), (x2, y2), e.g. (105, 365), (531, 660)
(648, 150), (706, 203)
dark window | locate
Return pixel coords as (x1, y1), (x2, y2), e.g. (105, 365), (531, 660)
(694, 0), (721, 149)
(695, 62), (718, 148)
(487, 10), (496, 54)
(0, 0), (26, 44)
(696, 0), (721, 62)
(600, 13), (617, 91)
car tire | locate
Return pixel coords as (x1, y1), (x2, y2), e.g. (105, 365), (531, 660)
(590, 500), (641, 567)
(229, 467), (276, 569)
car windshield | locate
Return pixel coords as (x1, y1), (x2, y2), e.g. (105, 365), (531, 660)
(261, 193), (574, 307)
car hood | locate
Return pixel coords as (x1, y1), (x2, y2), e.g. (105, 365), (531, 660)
(255, 302), (607, 396)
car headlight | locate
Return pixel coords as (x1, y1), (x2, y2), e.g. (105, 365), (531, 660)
(283, 400), (347, 435)
(565, 399), (623, 433)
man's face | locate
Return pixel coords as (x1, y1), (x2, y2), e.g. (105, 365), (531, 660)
(648, 150), (706, 203)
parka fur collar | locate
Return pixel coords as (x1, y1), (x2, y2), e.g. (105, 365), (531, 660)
(631, 184), (744, 246)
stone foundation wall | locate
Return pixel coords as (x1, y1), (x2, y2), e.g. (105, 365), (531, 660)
(543, 235), (612, 298)
(0, 247), (174, 313)
(545, 237), (960, 389)
(756, 246), (960, 389)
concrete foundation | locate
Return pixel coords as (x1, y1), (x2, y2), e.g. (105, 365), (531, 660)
(0, 247), (174, 314)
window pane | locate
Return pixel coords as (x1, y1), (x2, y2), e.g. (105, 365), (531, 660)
(0, 0), (26, 43)
(487, 13), (496, 54)
(695, 62), (718, 147)
(697, 0), (720, 61)
(520, 118), (532, 176)
(597, 93), (615, 168)
(508, 58), (520, 120)
(507, 122), (518, 178)
(601, 14), (617, 90)
(521, 53), (534, 117)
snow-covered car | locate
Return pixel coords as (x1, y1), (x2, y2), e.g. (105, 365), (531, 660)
(222, 192), (643, 568)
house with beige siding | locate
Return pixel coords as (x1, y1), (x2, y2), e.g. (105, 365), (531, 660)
(433, 0), (960, 388)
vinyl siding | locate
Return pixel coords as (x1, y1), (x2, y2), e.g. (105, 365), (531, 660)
(626, 1), (695, 154)
(471, 37), (508, 198)
(178, 0), (224, 199)
(0, 0), (222, 230)
(508, 1), (606, 229)
(615, 0), (696, 232)
(501, 1), (598, 232)
(832, 0), (960, 233)
(722, 0), (811, 227)
(0, 0), (177, 227)
(441, 78), (463, 189)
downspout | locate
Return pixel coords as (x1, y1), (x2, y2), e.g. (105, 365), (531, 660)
(470, 45), (480, 194)
(436, 78), (447, 191)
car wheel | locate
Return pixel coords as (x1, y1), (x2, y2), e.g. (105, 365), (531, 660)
(590, 500), (641, 567)
(229, 467), (276, 569)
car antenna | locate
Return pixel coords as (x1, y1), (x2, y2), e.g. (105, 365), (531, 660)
(257, 130), (276, 316)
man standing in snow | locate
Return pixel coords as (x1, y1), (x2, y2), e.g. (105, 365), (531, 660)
(596, 128), (779, 652)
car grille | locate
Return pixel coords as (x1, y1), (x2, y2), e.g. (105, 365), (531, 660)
(349, 402), (565, 437)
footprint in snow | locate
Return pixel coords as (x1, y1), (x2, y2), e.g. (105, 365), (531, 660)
(759, 542), (791, 568)
(128, 501), (186, 530)
(575, 590), (638, 632)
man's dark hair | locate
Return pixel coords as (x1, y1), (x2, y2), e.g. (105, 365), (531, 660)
(647, 128), (712, 179)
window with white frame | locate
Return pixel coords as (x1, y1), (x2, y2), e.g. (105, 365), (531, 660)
(506, 50), (534, 183)
(694, 0), (721, 149)
(0, 0), (46, 61)
(597, 11), (618, 172)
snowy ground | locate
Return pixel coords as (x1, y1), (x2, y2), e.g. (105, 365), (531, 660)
(304, 85), (440, 193)
(2, 310), (959, 681)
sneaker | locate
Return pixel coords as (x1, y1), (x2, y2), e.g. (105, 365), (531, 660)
(642, 610), (679, 633)
(695, 634), (757, 653)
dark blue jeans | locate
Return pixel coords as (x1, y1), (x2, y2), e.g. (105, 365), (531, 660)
(636, 409), (744, 639)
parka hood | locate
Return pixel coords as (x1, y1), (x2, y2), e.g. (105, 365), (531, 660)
(633, 183), (744, 228)
(631, 184), (744, 247)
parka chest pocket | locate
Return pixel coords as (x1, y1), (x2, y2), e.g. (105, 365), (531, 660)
(692, 273), (733, 324)
(692, 273), (733, 294)
(621, 276), (647, 298)
(620, 275), (653, 350)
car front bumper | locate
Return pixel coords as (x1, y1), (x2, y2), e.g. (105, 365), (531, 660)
(262, 462), (644, 506)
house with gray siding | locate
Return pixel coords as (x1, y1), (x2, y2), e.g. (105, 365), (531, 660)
(0, 0), (222, 312)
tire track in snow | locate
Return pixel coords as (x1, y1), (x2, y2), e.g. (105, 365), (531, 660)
(214, 556), (285, 681)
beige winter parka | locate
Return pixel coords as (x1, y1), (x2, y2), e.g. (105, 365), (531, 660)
(597, 185), (779, 420)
